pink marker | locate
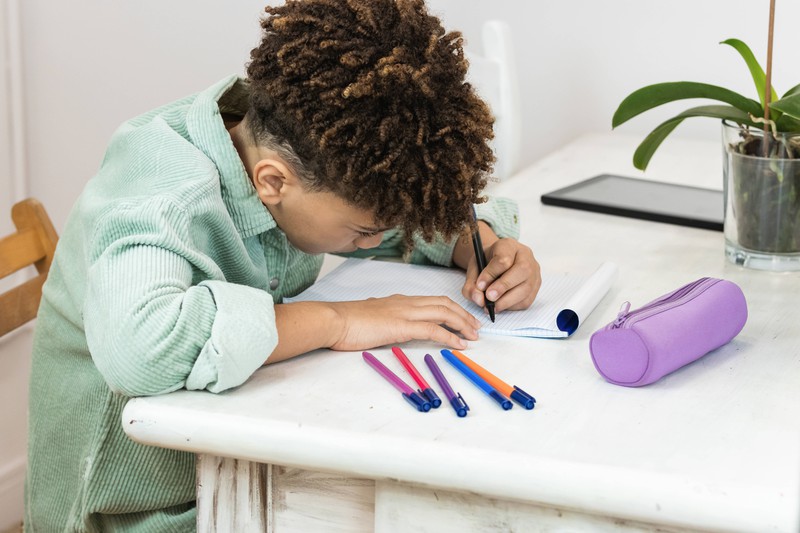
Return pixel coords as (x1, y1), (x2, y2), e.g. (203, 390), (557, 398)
(392, 346), (442, 408)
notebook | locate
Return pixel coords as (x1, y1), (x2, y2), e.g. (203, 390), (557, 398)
(285, 258), (617, 338)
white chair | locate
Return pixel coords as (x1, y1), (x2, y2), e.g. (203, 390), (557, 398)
(465, 20), (521, 181)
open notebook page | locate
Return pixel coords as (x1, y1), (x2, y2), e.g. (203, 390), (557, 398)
(285, 258), (617, 338)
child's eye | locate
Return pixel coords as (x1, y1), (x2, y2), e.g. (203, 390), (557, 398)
(358, 230), (379, 238)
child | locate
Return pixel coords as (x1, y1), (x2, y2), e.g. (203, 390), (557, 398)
(25, 0), (541, 530)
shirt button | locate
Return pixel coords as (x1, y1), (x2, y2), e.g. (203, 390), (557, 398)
(269, 277), (280, 290)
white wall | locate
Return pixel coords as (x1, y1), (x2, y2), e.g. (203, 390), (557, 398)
(0, 28), (11, 237)
(1, 0), (31, 528)
(427, 0), (800, 172)
(17, 0), (800, 230)
(2, 0), (799, 526)
(21, 0), (268, 228)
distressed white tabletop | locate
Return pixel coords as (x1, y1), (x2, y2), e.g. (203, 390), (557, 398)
(123, 133), (800, 533)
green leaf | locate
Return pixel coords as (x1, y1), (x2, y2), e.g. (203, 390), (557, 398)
(771, 93), (800, 122)
(720, 39), (779, 108)
(776, 114), (800, 132)
(632, 105), (758, 170)
(783, 83), (800, 99)
(613, 82), (762, 128)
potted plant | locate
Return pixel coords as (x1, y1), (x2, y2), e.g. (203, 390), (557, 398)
(611, 3), (800, 271)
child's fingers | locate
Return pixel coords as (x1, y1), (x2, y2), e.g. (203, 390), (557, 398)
(464, 244), (510, 306)
(404, 321), (471, 350)
(330, 295), (481, 351)
(403, 300), (480, 340)
(475, 253), (509, 293)
(461, 259), (480, 303)
(481, 242), (541, 309)
(492, 282), (539, 313)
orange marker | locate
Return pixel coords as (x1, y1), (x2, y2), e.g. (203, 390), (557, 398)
(450, 350), (536, 409)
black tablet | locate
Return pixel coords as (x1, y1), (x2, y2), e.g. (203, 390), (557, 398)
(540, 174), (723, 231)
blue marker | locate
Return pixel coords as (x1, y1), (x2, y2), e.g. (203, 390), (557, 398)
(441, 349), (512, 410)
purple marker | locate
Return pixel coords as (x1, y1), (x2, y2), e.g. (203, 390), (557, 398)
(362, 352), (431, 412)
(424, 354), (469, 417)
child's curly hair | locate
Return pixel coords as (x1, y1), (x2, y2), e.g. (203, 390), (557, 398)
(246, 0), (495, 242)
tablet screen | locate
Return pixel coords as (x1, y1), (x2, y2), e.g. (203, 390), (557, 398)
(540, 174), (723, 231)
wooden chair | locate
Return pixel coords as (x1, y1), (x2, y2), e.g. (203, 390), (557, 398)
(0, 198), (59, 337)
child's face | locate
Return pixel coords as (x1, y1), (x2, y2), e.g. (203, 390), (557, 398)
(269, 187), (389, 255)
(243, 143), (391, 255)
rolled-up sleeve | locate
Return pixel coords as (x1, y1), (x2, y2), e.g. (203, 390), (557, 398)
(84, 199), (275, 397)
(186, 280), (276, 393)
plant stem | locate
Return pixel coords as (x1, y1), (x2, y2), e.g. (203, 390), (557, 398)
(762, 0), (776, 156)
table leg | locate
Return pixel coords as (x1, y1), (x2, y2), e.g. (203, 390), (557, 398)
(196, 455), (375, 532)
(196, 454), (269, 532)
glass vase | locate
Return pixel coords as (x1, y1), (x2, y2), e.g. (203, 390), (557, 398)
(722, 120), (800, 271)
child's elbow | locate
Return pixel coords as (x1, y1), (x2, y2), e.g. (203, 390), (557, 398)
(91, 329), (202, 397)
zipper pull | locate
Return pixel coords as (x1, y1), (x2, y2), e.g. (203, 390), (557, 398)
(612, 301), (631, 328)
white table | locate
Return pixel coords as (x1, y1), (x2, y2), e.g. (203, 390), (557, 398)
(122, 133), (800, 533)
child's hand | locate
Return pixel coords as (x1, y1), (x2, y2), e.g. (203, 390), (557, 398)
(327, 295), (481, 351)
(463, 238), (541, 313)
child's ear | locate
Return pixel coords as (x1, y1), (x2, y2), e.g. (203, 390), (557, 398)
(252, 159), (290, 205)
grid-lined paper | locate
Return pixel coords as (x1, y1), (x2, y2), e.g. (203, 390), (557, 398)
(286, 259), (617, 338)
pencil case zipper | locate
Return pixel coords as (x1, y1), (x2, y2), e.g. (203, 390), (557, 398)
(610, 277), (721, 330)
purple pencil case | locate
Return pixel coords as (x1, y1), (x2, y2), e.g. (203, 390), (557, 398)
(589, 278), (747, 387)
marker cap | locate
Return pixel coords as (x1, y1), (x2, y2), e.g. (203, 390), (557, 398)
(489, 390), (513, 410)
(421, 387), (442, 408)
(449, 392), (469, 418)
(511, 387), (536, 410)
(403, 392), (432, 412)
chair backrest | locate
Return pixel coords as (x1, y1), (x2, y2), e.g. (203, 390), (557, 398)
(465, 20), (521, 181)
(0, 198), (59, 337)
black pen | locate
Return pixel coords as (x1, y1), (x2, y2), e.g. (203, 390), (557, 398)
(470, 206), (495, 322)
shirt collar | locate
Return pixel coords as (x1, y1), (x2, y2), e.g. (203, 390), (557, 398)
(186, 75), (277, 238)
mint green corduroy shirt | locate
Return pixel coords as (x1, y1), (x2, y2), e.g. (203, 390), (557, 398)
(24, 75), (520, 531)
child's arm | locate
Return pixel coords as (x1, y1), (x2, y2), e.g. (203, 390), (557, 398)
(83, 198), (483, 386)
(267, 296), (481, 364)
(83, 199), (278, 396)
